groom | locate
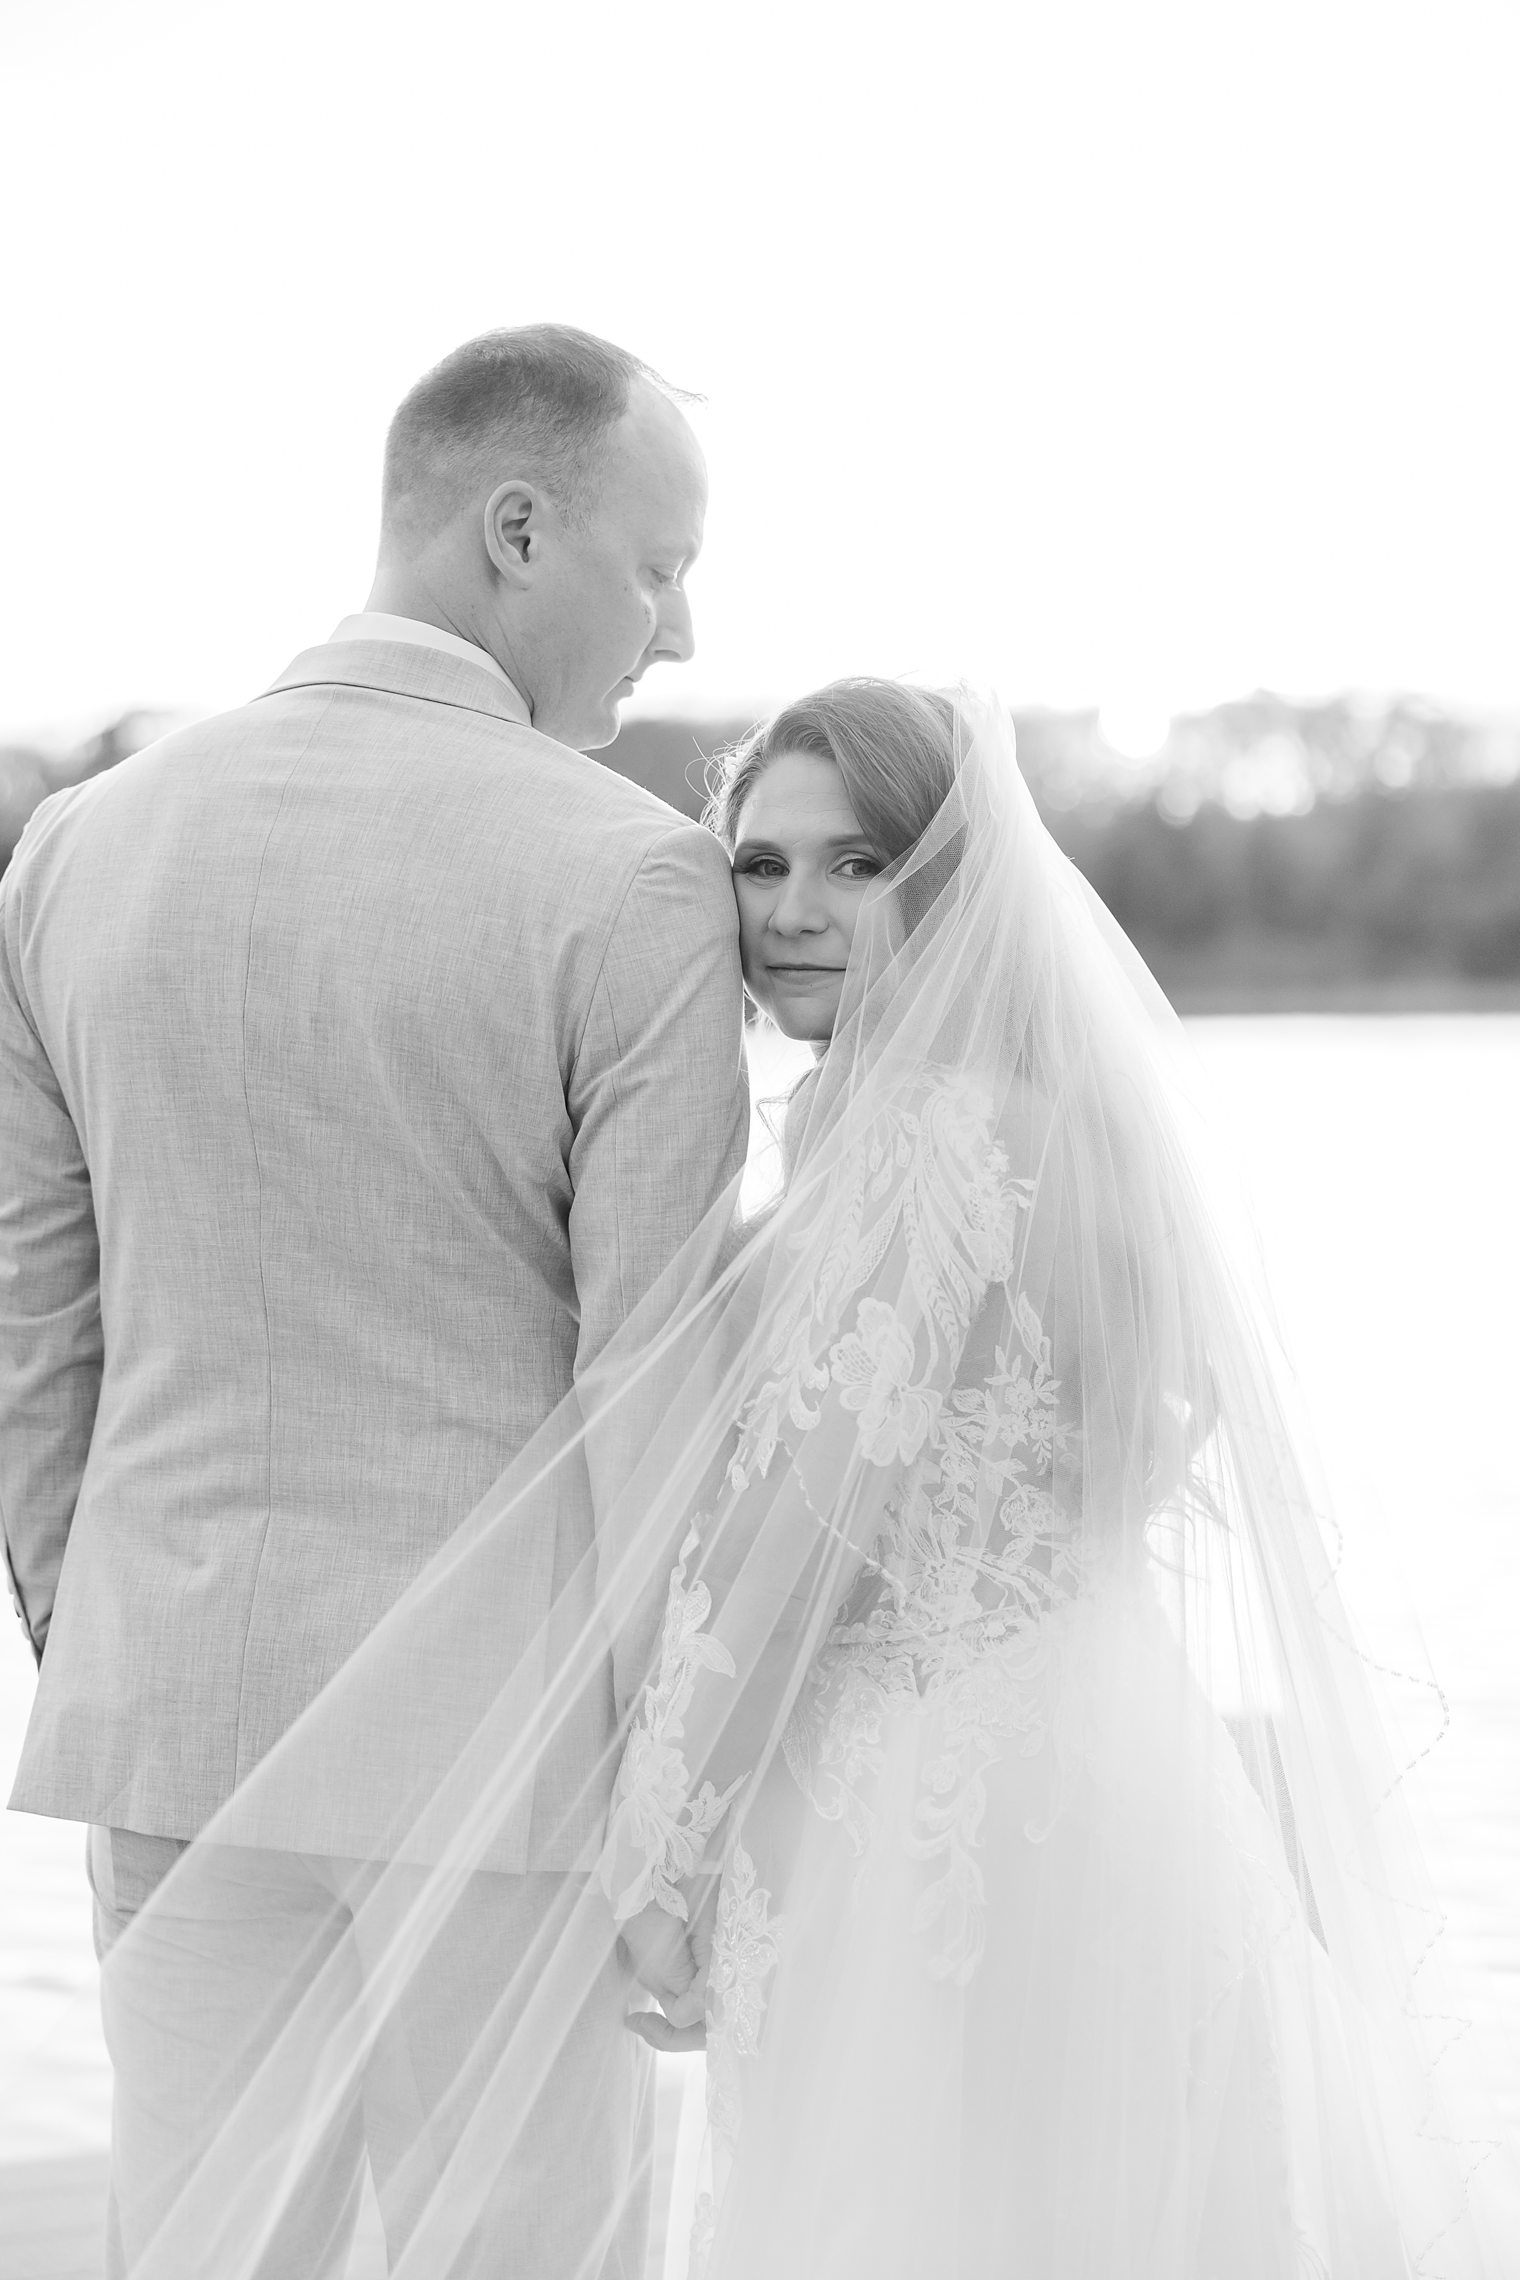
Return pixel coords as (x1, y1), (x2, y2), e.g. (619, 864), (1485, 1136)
(0, 325), (747, 2273)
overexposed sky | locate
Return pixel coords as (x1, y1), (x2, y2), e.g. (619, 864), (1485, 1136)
(2, 0), (1518, 741)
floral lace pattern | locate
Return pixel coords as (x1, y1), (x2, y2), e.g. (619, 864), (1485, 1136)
(727, 1077), (1031, 1491)
(685, 1837), (786, 2280)
(705, 1837), (786, 2150)
(830, 1296), (944, 1466)
(783, 1281), (1086, 1982)
(603, 1074), (1078, 1987)
(601, 1524), (746, 1922)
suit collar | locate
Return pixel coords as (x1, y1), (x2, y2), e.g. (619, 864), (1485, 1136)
(327, 612), (524, 701)
(262, 639), (536, 731)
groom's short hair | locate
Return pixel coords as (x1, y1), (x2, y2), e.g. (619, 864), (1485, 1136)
(382, 324), (681, 540)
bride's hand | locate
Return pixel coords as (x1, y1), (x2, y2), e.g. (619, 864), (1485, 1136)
(619, 1878), (718, 2049)
(618, 1900), (703, 2023)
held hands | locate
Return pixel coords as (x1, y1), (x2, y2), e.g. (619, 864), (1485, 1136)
(619, 1878), (719, 2054)
(628, 2006), (707, 2055)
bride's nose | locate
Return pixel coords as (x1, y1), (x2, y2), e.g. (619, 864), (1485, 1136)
(770, 873), (830, 935)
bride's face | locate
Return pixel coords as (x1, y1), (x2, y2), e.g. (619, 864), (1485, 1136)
(730, 750), (884, 1043)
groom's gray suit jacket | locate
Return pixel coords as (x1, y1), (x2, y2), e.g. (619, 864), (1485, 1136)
(0, 639), (747, 1863)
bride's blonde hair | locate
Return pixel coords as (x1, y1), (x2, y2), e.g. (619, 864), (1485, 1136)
(704, 678), (959, 859)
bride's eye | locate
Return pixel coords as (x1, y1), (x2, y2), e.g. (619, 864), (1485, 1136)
(836, 855), (882, 880)
(736, 856), (786, 881)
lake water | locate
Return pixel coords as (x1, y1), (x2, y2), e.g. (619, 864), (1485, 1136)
(3, 1015), (1517, 2163)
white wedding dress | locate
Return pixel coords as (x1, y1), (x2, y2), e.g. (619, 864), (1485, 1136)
(604, 1072), (1427, 2277)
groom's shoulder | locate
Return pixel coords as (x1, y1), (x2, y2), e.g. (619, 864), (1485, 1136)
(524, 722), (681, 828)
(504, 722), (728, 886)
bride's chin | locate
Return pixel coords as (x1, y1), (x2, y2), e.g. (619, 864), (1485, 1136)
(784, 1022), (834, 1054)
(744, 984), (836, 1048)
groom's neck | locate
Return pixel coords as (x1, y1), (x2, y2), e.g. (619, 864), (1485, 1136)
(363, 563), (463, 641)
(362, 557), (528, 710)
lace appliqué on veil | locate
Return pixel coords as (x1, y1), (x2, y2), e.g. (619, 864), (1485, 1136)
(601, 1526), (745, 1922)
(706, 1837), (786, 2147)
(728, 1076), (1031, 1491)
(687, 1836), (786, 2280)
(784, 1281), (1087, 1985)
(606, 1075), (1034, 1927)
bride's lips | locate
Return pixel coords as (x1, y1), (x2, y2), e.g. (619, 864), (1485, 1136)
(766, 964), (846, 985)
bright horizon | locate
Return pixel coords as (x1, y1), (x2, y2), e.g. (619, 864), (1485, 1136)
(3, 0), (1518, 746)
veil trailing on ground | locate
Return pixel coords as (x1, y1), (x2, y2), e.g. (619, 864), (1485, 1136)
(56, 693), (1511, 2275)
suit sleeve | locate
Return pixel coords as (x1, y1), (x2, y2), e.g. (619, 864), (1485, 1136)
(0, 857), (104, 1662)
(565, 819), (748, 1376)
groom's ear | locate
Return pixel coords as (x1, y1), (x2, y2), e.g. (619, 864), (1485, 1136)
(483, 480), (541, 586)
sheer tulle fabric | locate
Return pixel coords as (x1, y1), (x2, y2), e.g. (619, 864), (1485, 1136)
(57, 694), (1513, 2275)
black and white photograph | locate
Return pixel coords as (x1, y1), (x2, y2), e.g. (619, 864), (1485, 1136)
(2, 3), (1518, 2274)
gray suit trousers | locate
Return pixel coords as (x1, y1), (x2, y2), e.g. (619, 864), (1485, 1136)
(89, 1827), (654, 2279)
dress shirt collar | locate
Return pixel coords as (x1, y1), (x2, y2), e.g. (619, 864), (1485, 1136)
(329, 613), (530, 724)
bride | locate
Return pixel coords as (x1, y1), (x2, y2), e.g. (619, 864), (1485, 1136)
(598, 679), (1501, 2277)
(96, 682), (1508, 2277)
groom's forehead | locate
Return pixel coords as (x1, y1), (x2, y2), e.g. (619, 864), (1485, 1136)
(607, 477), (706, 567)
(604, 392), (706, 531)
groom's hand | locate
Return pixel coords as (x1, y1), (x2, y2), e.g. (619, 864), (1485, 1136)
(628, 2006), (707, 2055)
